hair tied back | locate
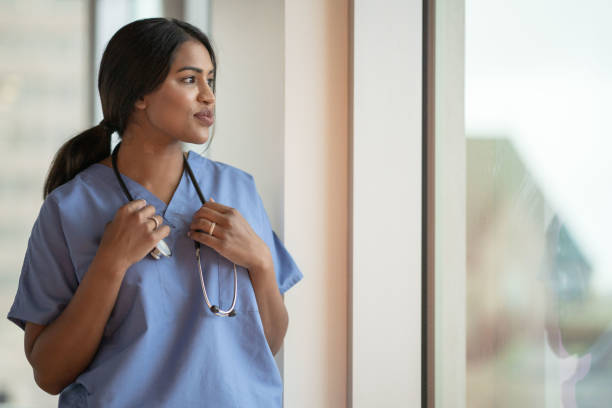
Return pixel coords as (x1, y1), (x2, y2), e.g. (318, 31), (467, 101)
(99, 119), (116, 133)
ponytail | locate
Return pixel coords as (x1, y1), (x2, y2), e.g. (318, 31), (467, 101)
(43, 120), (114, 198)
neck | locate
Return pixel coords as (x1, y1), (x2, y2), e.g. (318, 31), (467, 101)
(115, 134), (185, 206)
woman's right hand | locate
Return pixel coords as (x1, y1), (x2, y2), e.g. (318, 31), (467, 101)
(97, 199), (171, 271)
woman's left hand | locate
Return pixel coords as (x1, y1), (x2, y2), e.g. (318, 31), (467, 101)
(188, 198), (272, 273)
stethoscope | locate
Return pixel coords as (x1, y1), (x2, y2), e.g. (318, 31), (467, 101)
(111, 143), (237, 317)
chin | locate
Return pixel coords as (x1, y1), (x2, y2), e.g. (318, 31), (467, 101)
(188, 138), (209, 145)
(184, 130), (210, 145)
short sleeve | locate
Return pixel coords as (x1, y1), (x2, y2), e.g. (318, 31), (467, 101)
(7, 195), (77, 331)
(251, 179), (303, 295)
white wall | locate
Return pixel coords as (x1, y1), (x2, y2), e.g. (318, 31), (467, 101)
(435, 1), (466, 406)
(352, 0), (422, 406)
(208, 0), (285, 232)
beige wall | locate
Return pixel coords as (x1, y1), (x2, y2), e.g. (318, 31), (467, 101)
(283, 0), (349, 406)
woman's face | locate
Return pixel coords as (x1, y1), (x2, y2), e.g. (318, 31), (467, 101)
(138, 40), (216, 145)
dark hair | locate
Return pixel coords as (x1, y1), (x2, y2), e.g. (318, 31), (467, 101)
(43, 18), (217, 198)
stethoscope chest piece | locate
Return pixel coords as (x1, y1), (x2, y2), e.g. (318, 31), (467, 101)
(150, 239), (172, 260)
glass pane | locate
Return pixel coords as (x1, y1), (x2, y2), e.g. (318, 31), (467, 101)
(0, 1), (88, 406)
(436, 0), (612, 406)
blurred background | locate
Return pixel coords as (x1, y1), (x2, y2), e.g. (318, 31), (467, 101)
(435, 0), (612, 406)
(1, 1), (87, 405)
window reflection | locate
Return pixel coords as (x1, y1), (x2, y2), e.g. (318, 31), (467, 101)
(462, 0), (612, 406)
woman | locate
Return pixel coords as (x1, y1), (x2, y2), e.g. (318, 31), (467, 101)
(7, 18), (302, 407)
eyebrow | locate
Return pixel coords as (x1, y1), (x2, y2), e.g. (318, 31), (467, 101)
(176, 66), (215, 75)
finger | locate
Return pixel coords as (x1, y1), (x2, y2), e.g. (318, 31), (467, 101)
(190, 219), (225, 238)
(189, 216), (213, 231)
(188, 230), (223, 250)
(139, 205), (156, 219)
(124, 199), (147, 213)
(193, 206), (227, 226)
(154, 224), (171, 240)
(146, 215), (164, 231)
(204, 200), (235, 214)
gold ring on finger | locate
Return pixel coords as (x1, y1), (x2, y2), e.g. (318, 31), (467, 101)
(208, 221), (216, 236)
(148, 216), (160, 230)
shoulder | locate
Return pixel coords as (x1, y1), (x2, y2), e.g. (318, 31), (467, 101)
(45, 164), (106, 211)
(41, 164), (117, 234)
(187, 151), (256, 189)
(26, 174), (91, 251)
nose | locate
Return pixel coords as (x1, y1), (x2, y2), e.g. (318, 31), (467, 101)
(197, 81), (215, 104)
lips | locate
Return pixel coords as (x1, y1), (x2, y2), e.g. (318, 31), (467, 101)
(195, 109), (213, 117)
(194, 109), (214, 125)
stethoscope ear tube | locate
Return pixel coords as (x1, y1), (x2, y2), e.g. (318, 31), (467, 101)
(111, 143), (172, 260)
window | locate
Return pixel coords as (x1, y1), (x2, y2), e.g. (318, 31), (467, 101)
(433, 1), (612, 406)
(0, 1), (88, 406)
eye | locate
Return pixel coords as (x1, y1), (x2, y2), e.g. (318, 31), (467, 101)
(182, 76), (195, 84)
(207, 78), (215, 88)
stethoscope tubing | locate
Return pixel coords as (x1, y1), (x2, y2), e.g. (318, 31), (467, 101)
(110, 143), (238, 317)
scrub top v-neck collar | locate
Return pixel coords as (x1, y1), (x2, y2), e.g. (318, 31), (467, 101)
(92, 150), (199, 228)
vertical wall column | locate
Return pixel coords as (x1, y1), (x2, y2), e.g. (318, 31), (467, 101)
(351, 0), (422, 406)
(433, 0), (465, 406)
(283, 1), (350, 407)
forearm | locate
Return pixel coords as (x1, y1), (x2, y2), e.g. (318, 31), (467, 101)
(249, 264), (288, 356)
(29, 252), (127, 394)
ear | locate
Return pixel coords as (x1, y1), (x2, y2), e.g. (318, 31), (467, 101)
(134, 96), (147, 110)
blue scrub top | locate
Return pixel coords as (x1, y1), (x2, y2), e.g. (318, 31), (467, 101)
(7, 151), (303, 407)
